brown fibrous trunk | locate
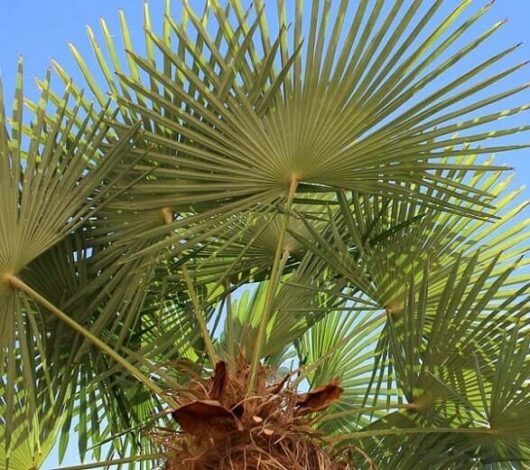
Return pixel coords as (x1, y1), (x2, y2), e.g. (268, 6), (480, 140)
(149, 357), (358, 469)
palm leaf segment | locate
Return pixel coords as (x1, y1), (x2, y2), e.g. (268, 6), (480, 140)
(293, 163), (528, 313)
(0, 62), (143, 466)
(297, 250), (530, 467)
(292, 165), (529, 464)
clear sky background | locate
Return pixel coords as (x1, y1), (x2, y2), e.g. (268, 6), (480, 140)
(0, 1), (529, 469)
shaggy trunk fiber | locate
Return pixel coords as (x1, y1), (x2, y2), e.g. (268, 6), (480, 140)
(151, 358), (353, 469)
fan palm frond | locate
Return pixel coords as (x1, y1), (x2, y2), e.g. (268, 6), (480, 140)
(45, 0), (530, 263)
(311, 251), (530, 466)
(291, 161), (528, 314)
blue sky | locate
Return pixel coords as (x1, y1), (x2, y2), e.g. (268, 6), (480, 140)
(0, 1), (529, 468)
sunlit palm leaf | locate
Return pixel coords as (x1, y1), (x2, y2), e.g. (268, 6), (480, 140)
(291, 162), (528, 313)
(48, 0), (530, 263)
(0, 63), (150, 465)
(316, 252), (530, 466)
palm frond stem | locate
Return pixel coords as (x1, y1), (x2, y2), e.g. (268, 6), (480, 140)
(4, 275), (171, 405)
(248, 177), (299, 392)
(181, 265), (217, 365)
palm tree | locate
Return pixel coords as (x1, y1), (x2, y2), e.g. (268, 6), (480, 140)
(1, 0), (529, 468)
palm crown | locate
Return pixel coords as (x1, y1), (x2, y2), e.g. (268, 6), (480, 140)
(0, 1), (529, 469)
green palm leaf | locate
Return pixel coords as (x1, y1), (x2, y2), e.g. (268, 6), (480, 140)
(48, 0), (530, 263)
(1, 2), (529, 469)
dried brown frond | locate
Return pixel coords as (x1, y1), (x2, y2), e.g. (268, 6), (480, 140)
(149, 358), (358, 469)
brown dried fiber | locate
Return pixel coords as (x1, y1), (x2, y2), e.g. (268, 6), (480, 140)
(150, 357), (354, 470)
